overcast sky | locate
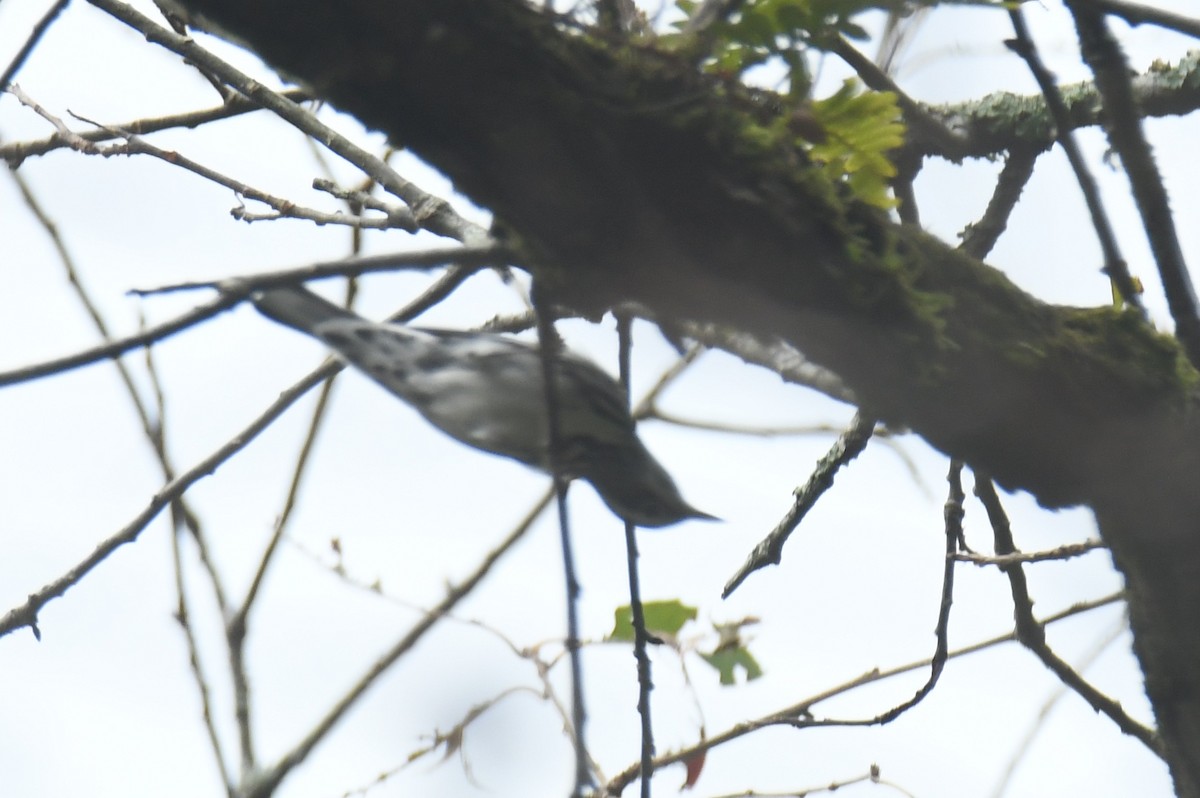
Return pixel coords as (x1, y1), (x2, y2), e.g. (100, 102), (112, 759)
(1, 1), (1197, 796)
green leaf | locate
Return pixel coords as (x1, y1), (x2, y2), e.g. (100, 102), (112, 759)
(808, 79), (906, 209)
(733, 8), (781, 48)
(610, 600), (698, 641)
(700, 645), (765, 685)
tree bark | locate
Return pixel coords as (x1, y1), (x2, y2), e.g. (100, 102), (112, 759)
(153, 0), (1200, 792)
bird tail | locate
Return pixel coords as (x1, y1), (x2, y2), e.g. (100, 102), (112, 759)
(251, 286), (360, 336)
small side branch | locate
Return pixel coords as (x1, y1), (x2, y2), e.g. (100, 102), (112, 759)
(531, 283), (593, 797)
(973, 472), (1162, 756)
(1067, 2), (1200, 367)
(1005, 9), (1146, 314)
(1085, 0), (1200, 38)
(723, 412), (877, 597)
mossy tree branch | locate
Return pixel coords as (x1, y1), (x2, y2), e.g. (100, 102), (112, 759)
(109, 1), (1200, 794)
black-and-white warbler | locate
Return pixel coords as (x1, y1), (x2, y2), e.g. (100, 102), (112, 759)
(251, 286), (714, 528)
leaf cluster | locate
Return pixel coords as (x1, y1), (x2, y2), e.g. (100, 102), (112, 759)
(808, 78), (907, 208)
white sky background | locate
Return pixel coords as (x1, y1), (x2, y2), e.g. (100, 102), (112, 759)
(0, 1), (1196, 797)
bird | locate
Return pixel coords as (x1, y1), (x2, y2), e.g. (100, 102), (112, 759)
(249, 285), (714, 528)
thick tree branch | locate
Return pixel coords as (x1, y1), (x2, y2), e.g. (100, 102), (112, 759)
(91, 1), (1200, 794)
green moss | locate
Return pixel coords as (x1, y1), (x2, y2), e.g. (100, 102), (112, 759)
(1054, 306), (1200, 400)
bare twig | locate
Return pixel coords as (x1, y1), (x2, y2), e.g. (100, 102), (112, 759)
(848, 459), (959, 724)
(644, 409), (928, 496)
(225, 286), (363, 774)
(604, 591), (1127, 795)
(530, 283), (593, 797)
(133, 244), (505, 296)
(1084, 0), (1200, 38)
(989, 613), (1129, 798)
(9, 144), (228, 607)
(6, 84), (111, 151)
(644, 412), (863, 438)
(723, 412), (877, 597)
(1005, 9), (1146, 314)
(955, 538), (1105, 567)
(1, 240), (478, 388)
(707, 765), (917, 798)
(241, 501), (542, 798)
(312, 178), (415, 225)
(171, 533), (234, 792)
(85, 0), (491, 245)
(0, 0), (70, 90)
(0, 89), (311, 166)
(0, 292), (240, 387)
(0, 408), (262, 638)
(0, 265), (476, 640)
(1067, 3), (1200, 366)
(616, 313), (655, 798)
(959, 146), (1040, 261)
(973, 472), (1162, 756)
(58, 109), (418, 230)
(679, 322), (856, 406)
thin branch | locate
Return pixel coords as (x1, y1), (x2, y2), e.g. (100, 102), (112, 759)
(973, 472), (1163, 756)
(1005, 9), (1146, 314)
(311, 178), (415, 225)
(955, 538), (1106, 567)
(893, 151), (922, 227)
(678, 322), (856, 406)
(878, 460), (958, 716)
(1067, 2), (1200, 366)
(106, 118), (416, 229)
(139, 310), (234, 618)
(1084, 0), (1200, 38)
(989, 613), (1129, 798)
(9, 150), (231, 614)
(7, 154), (236, 774)
(242, 500), (543, 798)
(0, 292), (240, 388)
(133, 244), (505, 296)
(0, 264), (474, 640)
(819, 459), (959, 728)
(406, 685), (544, 785)
(12, 99), (417, 231)
(603, 591), (1127, 795)
(707, 766), (917, 798)
(226, 286), (363, 775)
(959, 146), (1040, 261)
(0, 404), (266, 639)
(531, 282), (593, 797)
(0, 242), (484, 392)
(171, 531), (234, 792)
(644, 412), (885, 439)
(616, 313), (655, 798)
(722, 412), (877, 597)
(0, 89), (311, 167)
(84, 0), (490, 245)
(6, 153), (163, 469)
(0, 0), (70, 91)
(6, 84), (111, 151)
(238, 344), (339, 614)
(829, 36), (970, 159)
(644, 408), (929, 495)
(629, 343), (705, 417)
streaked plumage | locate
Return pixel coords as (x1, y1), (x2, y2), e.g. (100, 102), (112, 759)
(251, 286), (713, 527)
